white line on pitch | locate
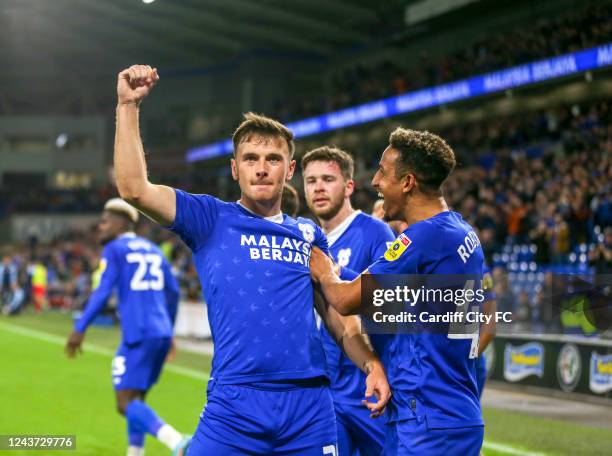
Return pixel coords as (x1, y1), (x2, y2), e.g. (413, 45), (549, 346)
(0, 321), (210, 381)
(483, 440), (547, 456)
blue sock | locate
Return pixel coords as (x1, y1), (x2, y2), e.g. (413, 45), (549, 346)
(125, 400), (165, 437)
(127, 417), (145, 448)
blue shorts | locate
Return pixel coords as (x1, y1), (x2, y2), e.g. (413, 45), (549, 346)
(112, 337), (171, 391)
(187, 379), (338, 455)
(335, 401), (385, 456)
(383, 419), (484, 456)
(475, 354), (487, 398)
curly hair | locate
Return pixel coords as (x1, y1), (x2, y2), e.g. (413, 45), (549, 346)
(389, 128), (456, 194)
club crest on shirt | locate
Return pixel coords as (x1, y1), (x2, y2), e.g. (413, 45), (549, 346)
(337, 248), (352, 267)
(384, 234), (411, 261)
(298, 223), (315, 243)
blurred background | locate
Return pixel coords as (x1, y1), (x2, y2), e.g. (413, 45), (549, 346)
(0, 1), (611, 453)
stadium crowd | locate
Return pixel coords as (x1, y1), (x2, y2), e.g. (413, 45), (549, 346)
(1, 98), (610, 331)
(272, 3), (612, 123)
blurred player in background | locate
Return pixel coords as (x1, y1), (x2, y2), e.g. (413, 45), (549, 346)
(281, 183), (300, 217)
(302, 146), (395, 456)
(372, 198), (408, 235)
(113, 65), (390, 455)
(310, 128), (485, 455)
(65, 198), (186, 456)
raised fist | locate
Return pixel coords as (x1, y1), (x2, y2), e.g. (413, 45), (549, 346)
(117, 65), (159, 105)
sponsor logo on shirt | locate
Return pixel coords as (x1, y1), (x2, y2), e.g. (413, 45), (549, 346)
(240, 234), (312, 265)
(384, 234), (411, 261)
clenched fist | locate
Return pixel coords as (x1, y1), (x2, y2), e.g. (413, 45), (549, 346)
(117, 64), (159, 106)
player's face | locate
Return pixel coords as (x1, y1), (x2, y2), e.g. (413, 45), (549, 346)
(371, 146), (406, 221)
(232, 135), (296, 205)
(97, 211), (121, 244)
(303, 160), (353, 220)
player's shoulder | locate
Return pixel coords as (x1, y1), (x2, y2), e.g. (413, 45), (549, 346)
(282, 215), (325, 245)
(354, 212), (395, 236)
(174, 188), (228, 211)
(410, 211), (470, 240)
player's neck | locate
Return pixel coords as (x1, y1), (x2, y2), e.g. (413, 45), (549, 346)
(239, 196), (282, 218)
(319, 200), (354, 234)
(404, 196), (448, 226)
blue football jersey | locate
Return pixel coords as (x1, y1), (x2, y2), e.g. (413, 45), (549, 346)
(169, 189), (330, 384)
(75, 233), (179, 344)
(368, 211), (485, 428)
(320, 211), (395, 403)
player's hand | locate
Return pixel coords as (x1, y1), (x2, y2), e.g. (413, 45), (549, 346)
(166, 338), (177, 363)
(309, 247), (336, 284)
(117, 65), (159, 106)
(65, 331), (85, 358)
(362, 360), (391, 418)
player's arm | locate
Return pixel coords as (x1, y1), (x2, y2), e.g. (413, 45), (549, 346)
(310, 247), (363, 315)
(478, 296), (496, 355)
(314, 290), (391, 417)
(478, 274), (497, 355)
(65, 249), (119, 358)
(114, 64), (176, 226)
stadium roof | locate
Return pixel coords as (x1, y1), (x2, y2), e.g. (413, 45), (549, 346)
(1, 0), (415, 113)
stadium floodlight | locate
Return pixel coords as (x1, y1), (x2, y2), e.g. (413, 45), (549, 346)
(55, 133), (68, 149)
(142, 0), (155, 4)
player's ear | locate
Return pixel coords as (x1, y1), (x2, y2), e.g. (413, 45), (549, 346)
(286, 159), (296, 180)
(345, 179), (355, 198)
(402, 173), (416, 194)
(230, 158), (239, 181)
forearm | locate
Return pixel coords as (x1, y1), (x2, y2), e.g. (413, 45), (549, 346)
(74, 291), (109, 333)
(114, 104), (176, 225)
(319, 273), (362, 315)
(337, 316), (381, 374)
(478, 299), (496, 354)
(114, 104), (149, 202)
(317, 293), (380, 374)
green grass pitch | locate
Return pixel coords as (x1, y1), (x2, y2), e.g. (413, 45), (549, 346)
(1, 312), (611, 455)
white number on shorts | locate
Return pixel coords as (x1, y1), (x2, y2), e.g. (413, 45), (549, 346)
(112, 356), (126, 377)
(323, 445), (337, 456)
(126, 253), (164, 291)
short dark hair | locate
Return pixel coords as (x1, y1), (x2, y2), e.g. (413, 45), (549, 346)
(301, 146), (354, 180)
(281, 183), (300, 217)
(232, 112), (295, 158)
(388, 128), (456, 194)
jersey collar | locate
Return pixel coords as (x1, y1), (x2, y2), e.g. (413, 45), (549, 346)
(237, 201), (284, 224)
(326, 210), (361, 247)
(119, 232), (137, 238)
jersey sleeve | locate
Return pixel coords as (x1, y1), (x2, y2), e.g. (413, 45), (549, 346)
(163, 259), (180, 327)
(370, 221), (397, 260)
(74, 244), (120, 333)
(313, 224), (330, 256)
(168, 189), (219, 251)
(367, 232), (420, 275)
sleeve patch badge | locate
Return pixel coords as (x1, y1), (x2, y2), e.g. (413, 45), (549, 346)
(384, 233), (411, 261)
